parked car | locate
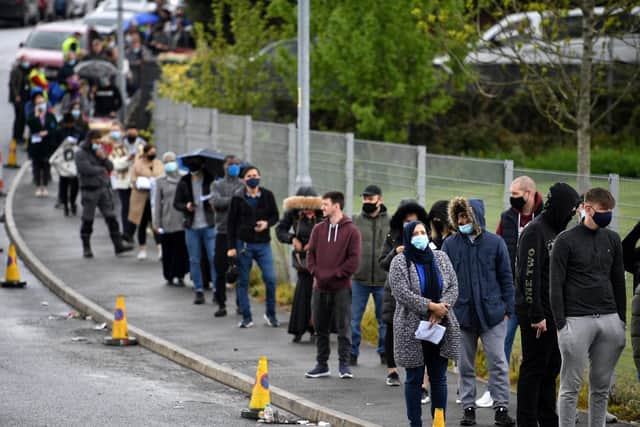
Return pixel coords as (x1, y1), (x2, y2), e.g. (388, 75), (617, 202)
(55, 0), (95, 17)
(83, 8), (135, 35)
(15, 22), (89, 79)
(0, 0), (40, 26)
(94, 0), (155, 13)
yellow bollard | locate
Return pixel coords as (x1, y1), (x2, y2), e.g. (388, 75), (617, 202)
(103, 295), (138, 346)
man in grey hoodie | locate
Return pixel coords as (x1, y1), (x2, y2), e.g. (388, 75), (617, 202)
(209, 155), (244, 317)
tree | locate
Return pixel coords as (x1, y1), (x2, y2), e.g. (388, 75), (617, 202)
(432, 0), (640, 191)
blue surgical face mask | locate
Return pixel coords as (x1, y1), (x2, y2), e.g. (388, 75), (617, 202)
(580, 210), (586, 220)
(110, 131), (121, 140)
(245, 177), (260, 189)
(21, 61), (30, 68)
(91, 143), (101, 151)
(164, 161), (178, 173)
(71, 109), (81, 119)
(459, 223), (474, 235)
(37, 103), (47, 113)
(411, 235), (429, 251)
(227, 164), (240, 177)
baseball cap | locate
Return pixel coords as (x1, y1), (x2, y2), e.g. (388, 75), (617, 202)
(361, 184), (382, 196)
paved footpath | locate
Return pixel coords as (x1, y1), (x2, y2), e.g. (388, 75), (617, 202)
(10, 167), (615, 427)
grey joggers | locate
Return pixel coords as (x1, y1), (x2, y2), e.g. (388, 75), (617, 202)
(557, 314), (626, 427)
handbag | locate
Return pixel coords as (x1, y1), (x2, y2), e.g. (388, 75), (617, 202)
(292, 250), (308, 272)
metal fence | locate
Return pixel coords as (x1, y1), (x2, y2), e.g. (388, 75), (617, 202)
(153, 97), (639, 236)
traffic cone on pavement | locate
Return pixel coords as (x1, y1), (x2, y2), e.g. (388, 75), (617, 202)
(433, 408), (445, 427)
(1, 243), (26, 288)
(6, 139), (19, 169)
(103, 295), (138, 346)
(240, 356), (271, 419)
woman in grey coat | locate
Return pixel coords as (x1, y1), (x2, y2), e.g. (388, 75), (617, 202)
(389, 221), (460, 427)
(151, 152), (189, 286)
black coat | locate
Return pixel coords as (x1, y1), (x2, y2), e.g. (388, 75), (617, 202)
(27, 112), (58, 160)
(173, 173), (216, 229)
(276, 208), (323, 269)
(227, 187), (279, 246)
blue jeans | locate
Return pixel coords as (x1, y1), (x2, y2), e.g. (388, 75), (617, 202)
(350, 280), (386, 357)
(504, 312), (519, 364)
(185, 226), (216, 293)
(236, 241), (276, 322)
(405, 341), (449, 427)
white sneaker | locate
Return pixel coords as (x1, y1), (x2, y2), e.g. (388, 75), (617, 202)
(475, 390), (494, 408)
(41, 188), (49, 196)
(137, 249), (147, 260)
(156, 245), (162, 261)
(35, 188), (42, 197)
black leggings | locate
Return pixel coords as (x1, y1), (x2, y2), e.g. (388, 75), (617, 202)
(385, 321), (396, 369)
(59, 176), (79, 206)
(137, 199), (158, 246)
(32, 158), (50, 186)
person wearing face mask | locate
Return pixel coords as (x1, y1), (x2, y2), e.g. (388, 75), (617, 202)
(93, 76), (123, 118)
(128, 144), (164, 260)
(389, 220), (460, 427)
(550, 188), (626, 427)
(28, 63), (49, 102)
(513, 183), (579, 427)
(173, 155), (217, 304)
(75, 130), (133, 258)
(49, 135), (80, 217)
(9, 55), (32, 145)
(276, 186), (323, 342)
(151, 152), (189, 286)
(27, 92), (58, 197)
(379, 200), (429, 387)
(428, 200), (453, 250)
(57, 51), (77, 88)
(208, 155), (245, 316)
(61, 75), (90, 118)
(442, 197), (515, 427)
(350, 184), (389, 367)
(227, 166), (280, 328)
(110, 122), (136, 242)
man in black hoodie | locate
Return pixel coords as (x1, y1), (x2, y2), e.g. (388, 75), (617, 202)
(551, 188), (626, 427)
(514, 183), (579, 427)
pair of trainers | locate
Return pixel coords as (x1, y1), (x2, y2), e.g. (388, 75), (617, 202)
(305, 363), (353, 379)
(460, 406), (515, 427)
(237, 314), (280, 328)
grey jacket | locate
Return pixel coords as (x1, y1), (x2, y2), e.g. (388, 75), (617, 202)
(210, 176), (244, 234)
(152, 173), (183, 233)
(389, 251), (460, 368)
(353, 207), (389, 286)
(75, 141), (113, 189)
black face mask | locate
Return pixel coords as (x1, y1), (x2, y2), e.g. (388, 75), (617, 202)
(126, 135), (137, 143)
(147, 154), (156, 161)
(362, 202), (378, 215)
(432, 220), (445, 234)
(510, 196), (527, 212)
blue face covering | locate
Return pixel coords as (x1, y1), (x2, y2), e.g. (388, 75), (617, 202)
(227, 164), (240, 177)
(459, 223), (474, 235)
(91, 143), (101, 151)
(110, 131), (121, 140)
(411, 235), (429, 251)
(164, 161), (178, 173)
(246, 178), (260, 189)
(592, 211), (612, 228)
(71, 109), (81, 119)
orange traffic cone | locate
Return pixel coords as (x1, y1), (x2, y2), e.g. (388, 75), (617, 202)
(240, 356), (271, 419)
(1, 243), (26, 288)
(6, 139), (19, 169)
(103, 295), (138, 346)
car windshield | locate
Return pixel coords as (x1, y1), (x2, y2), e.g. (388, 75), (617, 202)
(25, 31), (87, 50)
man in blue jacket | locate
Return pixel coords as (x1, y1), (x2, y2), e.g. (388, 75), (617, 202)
(442, 197), (515, 427)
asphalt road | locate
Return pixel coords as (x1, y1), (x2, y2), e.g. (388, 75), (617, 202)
(0, 22), (256, 427)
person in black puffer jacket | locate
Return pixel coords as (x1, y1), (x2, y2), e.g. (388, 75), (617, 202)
(379, 200), (429, 387)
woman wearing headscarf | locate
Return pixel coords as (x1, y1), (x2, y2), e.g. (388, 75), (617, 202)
(379, 200), (429, 387)
(276, 187), (323, 343)
(389, 220), (460, 427)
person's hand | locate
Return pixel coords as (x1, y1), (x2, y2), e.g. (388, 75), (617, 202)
(186, 202), (194, 212)
(428, 302), (449, 318)
(95, 148), (106, 159)
(395, 245), (405, 254)
(303, 243), (310, 252)
(292, 237), (303, 252)
(15, 96), (21, 103)
(227, 248), (237, 258)
(531, 319), (547, 339)
(254, 220), (268, 232)
(39, 130), (48, 137)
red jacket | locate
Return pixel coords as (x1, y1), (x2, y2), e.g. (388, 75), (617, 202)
(307, 216), (361, 292)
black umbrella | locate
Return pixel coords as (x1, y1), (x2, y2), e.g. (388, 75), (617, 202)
(74, 60), (118, 81)
(178, 148), (226, 179)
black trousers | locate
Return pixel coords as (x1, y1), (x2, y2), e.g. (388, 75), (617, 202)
(312, 288), (351, 365)
(516, 314), (561, 427)
(160, 231), (189, 281)
(137, 200), (158, 246)
(117, 189), (134, 237)
(384, 321), (396, 369)
(13, 101), (25, 143)
(212, 232), (229, 306)
(32, 158), (50, 186)
(59, 176), (79, 207)
(288, 270), (314, 336)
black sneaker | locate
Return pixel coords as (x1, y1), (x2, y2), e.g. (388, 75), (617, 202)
(494, 407), (515, 427)
(305, 364), (330, 378)
(214, 307), (227, 317)
(461, 407), (476, 426)
(349, 355), (358, 366)
(193, 292), (205, 305)
(385, 371), (401, 386)
(339, 362), (353, 379)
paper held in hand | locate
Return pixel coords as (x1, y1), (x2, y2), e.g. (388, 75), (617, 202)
(415, 321), (446, 344)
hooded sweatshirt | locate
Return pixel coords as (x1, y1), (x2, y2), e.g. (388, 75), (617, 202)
(307, 216), (362, 292)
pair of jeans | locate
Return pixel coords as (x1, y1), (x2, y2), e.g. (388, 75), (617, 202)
(185, 226), (216, 293)
(405, 341), (449, 427)
(350, 280), (386, 357)
(312, 288), (351, 364)
(236, 241), (276, 322)
(504, 312), (519, 364)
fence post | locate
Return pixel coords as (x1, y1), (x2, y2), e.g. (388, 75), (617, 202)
(503, 160), (514, 211)
(345, 132), (355, 218)
(608, 173), (620, 232)
(417, 145), (426, 206)
(243, 115), (252, 163)
(288, 123), (297, 197)
(210, 108), (219, 150)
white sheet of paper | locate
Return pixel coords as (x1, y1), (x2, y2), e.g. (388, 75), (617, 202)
(200, 193), (213, 202)
(136, 176), (152, 190)
(415, 321), (446, 344)
(31, 134), (42, 144)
